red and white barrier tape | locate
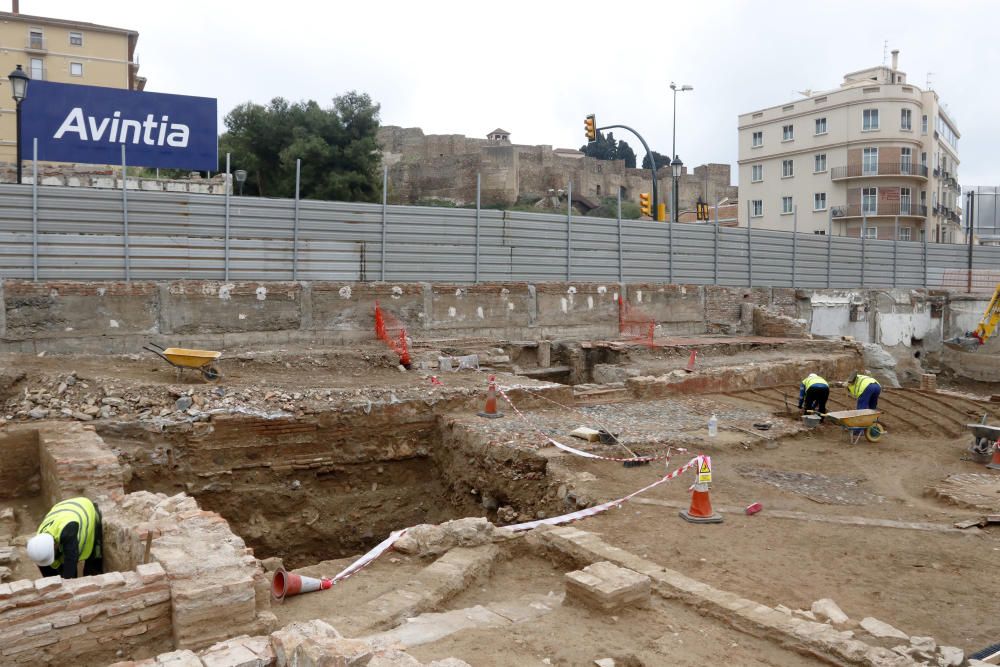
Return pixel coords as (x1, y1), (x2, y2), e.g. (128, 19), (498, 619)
(318, 455), (707, 587)
(328, 528), (407, 586)
(506, 454), (705, 532)
(495, 385), (685, 463)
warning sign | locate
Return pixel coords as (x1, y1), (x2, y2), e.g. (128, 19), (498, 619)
(697, 458), (712, 484)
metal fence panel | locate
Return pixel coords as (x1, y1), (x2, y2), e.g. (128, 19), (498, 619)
(3, 183), (1000, 289)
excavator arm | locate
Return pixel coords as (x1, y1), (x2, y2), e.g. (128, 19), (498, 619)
(945, 283), (1000, 350)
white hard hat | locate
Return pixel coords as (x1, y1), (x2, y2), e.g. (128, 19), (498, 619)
(26, 533), (55, 567)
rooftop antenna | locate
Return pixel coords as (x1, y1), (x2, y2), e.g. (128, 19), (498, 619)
(882, 40), (888, 66)
(926, 72), (935, 90)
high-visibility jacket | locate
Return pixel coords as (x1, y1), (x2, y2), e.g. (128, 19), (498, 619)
(802, 374), (828, 390)
(37, 497), (98, 569)
(847, 374), (880, 399)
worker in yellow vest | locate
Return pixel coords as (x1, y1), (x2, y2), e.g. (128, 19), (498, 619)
(798, 373), (830, 416)
(26, 497), (102, 579)
(846, 372), (881, 410)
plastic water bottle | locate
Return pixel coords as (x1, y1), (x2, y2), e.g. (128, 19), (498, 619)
(708, 414), (718, 437)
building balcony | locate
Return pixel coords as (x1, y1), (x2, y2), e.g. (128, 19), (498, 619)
(830, 163), (928, 181)
(831, 203), (928, 219)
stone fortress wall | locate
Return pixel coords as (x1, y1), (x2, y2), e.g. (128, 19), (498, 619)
(378, 126), (738, 212)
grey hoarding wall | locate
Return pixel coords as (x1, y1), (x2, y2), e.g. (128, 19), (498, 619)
(2, 183), (999, 288)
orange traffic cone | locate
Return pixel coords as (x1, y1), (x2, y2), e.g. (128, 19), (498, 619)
(684, 349), (698, 373)
(679, 482), (723, 524)
(271, 567), (332, 602)
(986, 444), (1000, 471)
(478, 375), (503, 419)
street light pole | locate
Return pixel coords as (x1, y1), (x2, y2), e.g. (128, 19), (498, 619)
(669, 82), (692, 222)
(671, 156), (683, 225)
(8, 65), (29, 185)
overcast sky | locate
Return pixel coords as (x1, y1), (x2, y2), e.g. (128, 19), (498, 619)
(29, 0), (1000, 185)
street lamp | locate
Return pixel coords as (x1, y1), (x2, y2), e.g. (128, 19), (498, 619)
(234, 169), (247, 196)
(671, 155), (683, 223)
(8, 65), (29, 185)
(669, 82), (692, 222)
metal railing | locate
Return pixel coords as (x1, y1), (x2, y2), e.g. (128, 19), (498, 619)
(831, 203), (927, 218)
(830, 163), (929, 180)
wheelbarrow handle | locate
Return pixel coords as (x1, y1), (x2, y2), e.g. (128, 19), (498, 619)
(142, 345), (172, 364)
(146, 342), (166, 351)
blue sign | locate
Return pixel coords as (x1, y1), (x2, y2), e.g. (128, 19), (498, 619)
(20, 81), (217, 170)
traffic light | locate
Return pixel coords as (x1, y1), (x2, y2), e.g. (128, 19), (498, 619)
(696, 200), (710, 221)
(584, 114), (597, 142)
(639, 192), (651, 218)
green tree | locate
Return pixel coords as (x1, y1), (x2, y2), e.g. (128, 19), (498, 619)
(584, 197), (641, 219)
(580, 132), (636, 168)
(641, 150), (671, 171)
(218, 92), (382, 202)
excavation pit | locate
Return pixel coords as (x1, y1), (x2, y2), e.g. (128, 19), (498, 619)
(108, 401), (563, 569)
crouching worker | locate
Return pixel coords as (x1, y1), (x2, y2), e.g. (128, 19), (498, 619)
(26, 497), (102, 579)
(798, 373), (830, 417)
(846, 372), (881, 410)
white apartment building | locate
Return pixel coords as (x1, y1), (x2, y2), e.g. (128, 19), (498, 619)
(737, 51), (962, 243)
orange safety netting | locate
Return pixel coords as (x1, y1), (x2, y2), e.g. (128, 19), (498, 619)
(374, 301), (412, 368)
(617, 295), (656, 348)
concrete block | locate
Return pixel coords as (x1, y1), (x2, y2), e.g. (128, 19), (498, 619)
(161, 282), (302, 334)
(564, 561), (651, 612)
(309, 282), (424, 333)
(428, 283), (533, 330)
(859, 617), (909, 641)
(136, 562), (167, 584)
(2, 281), (159, 339)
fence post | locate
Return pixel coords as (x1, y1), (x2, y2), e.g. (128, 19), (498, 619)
(475, 172), (481, 284)
(292, 158), (301, 281)
(747, 200), (753, 286)
(791, 204), (797, 288)
(668, 204), (674, 284)
(827, 209), (833, 288)
(860, 211), (866, 288)
(224, 153), (231, 281)
(713, 202), (719, 285)
(923, 224), (929, 288)
(121, 145), (130, 282)
(617, 188), (623, 283)
(966, 190), (974, 293)
(893, 215), (898, 288)
(566, 180), (572, 282)
(31, 138), (38, 282)
(380, 165), (388, 281)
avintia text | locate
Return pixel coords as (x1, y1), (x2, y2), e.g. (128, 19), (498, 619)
(53, 108), (191, 148)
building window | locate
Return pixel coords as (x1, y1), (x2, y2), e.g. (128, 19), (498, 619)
(782, 159), (794, 177)
(69, 31), (83, 46)
(864, 226), (878, 239)
(751, 200), (763, 217)
(814, 154), (827, 173)
(899, 227), (911, 241)
(900, 187), (911, 215)
(28, 30), (43, 49)
(921, 114), (928, 134)
(814, 230), (827, 235)
(920, 151), (927, 167)
(782, 196), (793, 214)
(814, 193), (827, 211)
(595, 185), (601, 197)
(862, 187), (878, 215)
(815, 117), (827, 135)
(751, 164), (763, 182)
(782, 124), (794, 141)
(29, 58), (44, 80)
(751, 131), (762, 147)
(862, 108), (879, 131)
(901, 108), (912, 131)
(920, 190), (927, 207)
(862, 147), (879, 176)
(70, 62), (83, 77)
(900, 147), (912, 174)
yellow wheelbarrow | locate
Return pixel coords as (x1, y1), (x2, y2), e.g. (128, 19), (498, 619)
(143, 342), (222, 382)
(822, 409), (885, 444)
